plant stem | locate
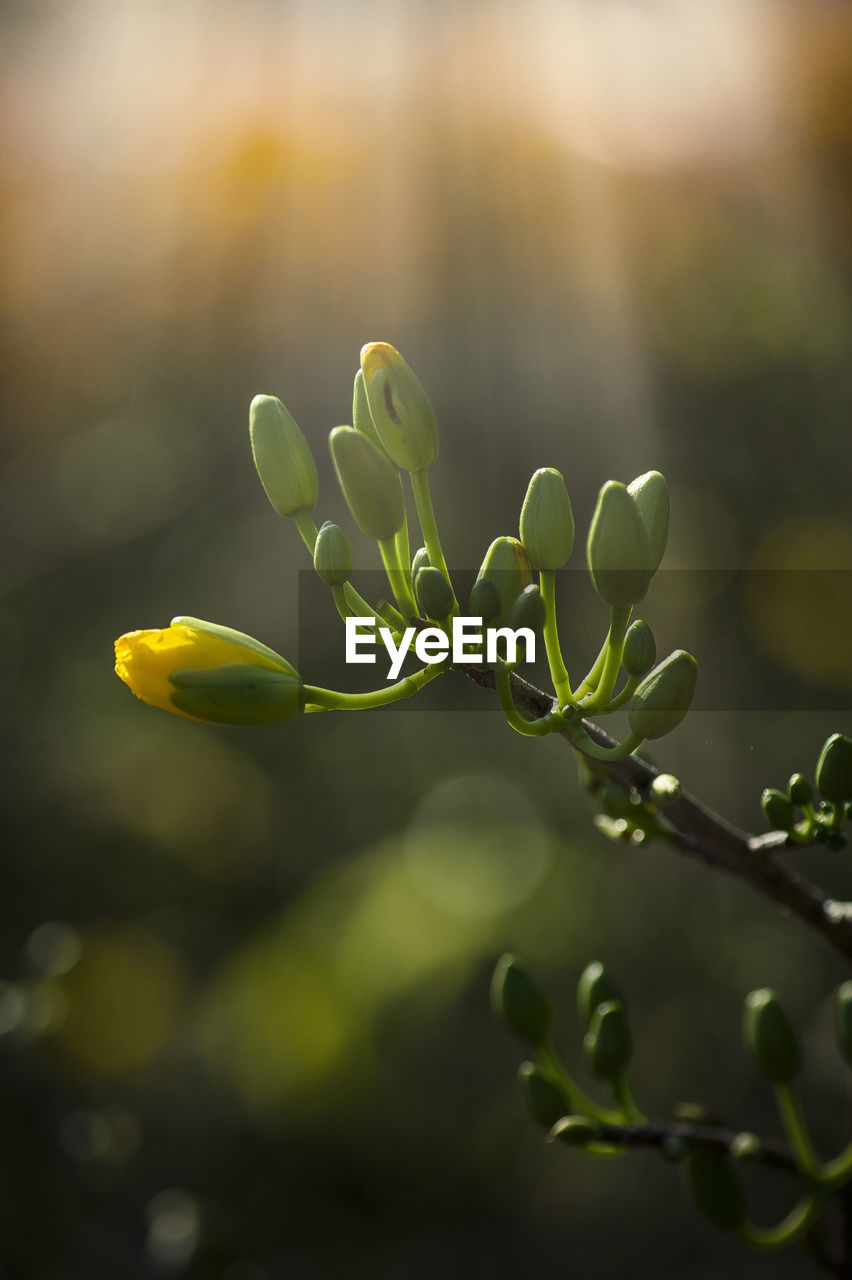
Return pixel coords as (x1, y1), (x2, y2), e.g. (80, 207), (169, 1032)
(540, 570), (573, 705)
(583, 606), (631, 714)
(303, 663), (444, 712)
(378, 536), (418, 619)
(409, 468), (457, 613)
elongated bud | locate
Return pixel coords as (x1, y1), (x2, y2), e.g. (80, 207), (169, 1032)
(761, 788), (795, 832)
(550, 1116), (600, 1147)
(834, 981), (852, 1068)
(329, 426), (405, 541)
(628, 650), (697, 740)
(816, 733), (852, 804)
(577, 961), (622, 1027)
(490, 953), (552, 1046)
(583, 999), (631, 1079)
(627, 470), (669, 572)
(622, 620), (656, 677)
(518, 1062), (570, 1128)
(788, 773), (813, 807)
(475, 537), (533, 623)
(411, 546), (431, 577)
(249, 395), (318, 517)
(314, 521), (352, 586)
(170, 664), (305, 725)
(352, 367), (386, 453)
(743, 988), (800, 1083)
(684, 1152), (747, 1231)
(587, 481), (653, 607)
(415, 565), (455, 621)
(360, 342), (438, 472)
(519, 467), (575, 571)
(649, 773), (682, 805)
(469, 576), (501, 626)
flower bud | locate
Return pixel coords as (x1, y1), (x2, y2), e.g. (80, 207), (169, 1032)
(360, 342), (438, 472)
(684, 1152), (747, 1231)
(587, 481), (653, 607)
(816, 733), (852, 805)
(490, 953), (552, 1046)
(649, 774), (682, 805)
(504, 584), (546, 636)
(517, 1062), (570, 1128)
(469, 576), (501, 627)
(627, 471), (669, 572)
(352, 367), (386, 453)
(622, 620), (656, 677)
(834, 981), (852, 1068)
(788, 773), (813, 807)
(411, 546), (431, 577)
(169, 664), (305, 725)
(577, 961), (622, 1028)
(743, 988), (800, 1083)
(761, 788), (795, 832)
(329, 426), (405, 541)
(550, 1116), (600, 1147)
(313, 521), (352, 586)
(627, 650), (697, 740)
(249, 394), (318, 518)
(583, 999), (631, 1079)
(475, 537), (533, 624)
(519, 467), (575, 571)
(414, 565), (455, 621)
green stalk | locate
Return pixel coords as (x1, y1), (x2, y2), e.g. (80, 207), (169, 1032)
(378, 536), (418, 619)
(819, 1142), (852, 1190)
(738, 1196), (821, 1248)
(575, 637), (608, 701)
(612, 1070), (645, 1123)
(775, 1082), (822, 1180)
(394, 510), (413, 603)
(293, 510), (380, 620)
(600, 674), (640, 714)
(409, 468), (458, 613)
(303, 663), (444, 712)
(540, 569), (573, 705)
(583, 606), (631, 714)
(495, 665), (558, 737)
(538, 1044), (620, 1125)
(564, 723), (644, 762)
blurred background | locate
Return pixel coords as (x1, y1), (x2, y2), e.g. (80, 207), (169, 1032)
(2, 0), (852, 1275)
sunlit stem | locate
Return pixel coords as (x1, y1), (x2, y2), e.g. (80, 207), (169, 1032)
(303, 663), (444, 712)
(775, 1082), (822, 1180)
(583, 606), (631, 714)
(738, 1196), (821, 1249)
(612, 1070), (645, 1124)
(292, 510), (320, 556)
(540, 570), (574, 705)
(495, 664), (558, 737)
(394, 510), (413, 601)
(599, 674), (640, 714)
(378, 536), (418, 619)
(575, 636), (608, 701)
(819, 1141), (852, 1190)
(409, 468), (458, 614)
(565, 722), (644, 762)
(538, 1044), (619, 1125)
(376, 599), (407, 631)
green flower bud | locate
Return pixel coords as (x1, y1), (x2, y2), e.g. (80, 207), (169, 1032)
(583, 999), (631, 1079)
(622, 620), (657, 677)
(249, 394), (319, 518)
(504, 584), (546, 635)
(360, 342), (438, 472)
(352, 367), (386, 454)
(816, 733), (852, 805)
(626, 471), (669, 572)
(329, 426), (405, 542)
(684, 1151), (747, 1231)
(788, 773), (813, 807)
(414, 565), (455, 621)
(577, 961), (622, 1028)
(649, 773), (682, 805)
(469, 576), (501, 626)
(834, 981), (852, 1067)
(411, 546), (431, 577)
(517, 1062), (570, 1128)
(627, 650), (697, 741)
(550, 1115), (600, 1147)
(743, 988), (800, 1083)
(519, 467), (575, 571)
(490, 953), (552, 1046)
(761, 788), (795, 832)
(313, 521), (352, 586)
(586, 481), (653, 607)
(475, 537), (533, 623)
(169, 664), (305, 726)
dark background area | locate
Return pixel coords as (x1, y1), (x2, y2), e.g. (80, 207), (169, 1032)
(2, 1), (852, 1276)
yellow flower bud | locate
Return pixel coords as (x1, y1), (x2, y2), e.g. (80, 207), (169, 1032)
(360, 342), (438, 472)
(114, 619), (303, 725)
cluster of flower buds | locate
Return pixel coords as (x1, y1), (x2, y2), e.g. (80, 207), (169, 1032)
(492, 956), (852, 1252)
(760, 732), (852, 849)
(115, 341), (697, 759)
